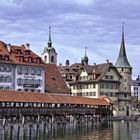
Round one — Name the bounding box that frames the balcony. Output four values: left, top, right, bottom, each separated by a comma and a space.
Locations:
23, 84, 39, 88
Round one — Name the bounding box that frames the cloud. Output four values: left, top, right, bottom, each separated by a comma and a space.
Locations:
0, 0, 140, 77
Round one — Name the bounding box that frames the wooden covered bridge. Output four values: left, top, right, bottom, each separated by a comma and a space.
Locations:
0, 90, 112, 125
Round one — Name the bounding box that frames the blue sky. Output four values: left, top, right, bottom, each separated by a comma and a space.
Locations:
0, 0, 140, 78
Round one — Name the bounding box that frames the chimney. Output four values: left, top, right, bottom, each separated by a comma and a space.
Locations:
7, 43, 11, 52
26, 43, 30, 49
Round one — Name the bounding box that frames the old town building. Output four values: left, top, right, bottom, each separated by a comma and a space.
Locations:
0, 40, 69, 95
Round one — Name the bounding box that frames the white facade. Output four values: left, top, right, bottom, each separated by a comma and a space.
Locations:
70, 65, 121, 103
131, 77, 140, 100
42, 50, 57, 64
15, 65, 45, 93
0, 64, 14, 90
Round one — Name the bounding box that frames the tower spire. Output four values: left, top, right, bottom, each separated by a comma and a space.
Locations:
85, 47, 87, 57
48, 26, 52, 46
81, 47, 89, 65
115, 23, 131, 68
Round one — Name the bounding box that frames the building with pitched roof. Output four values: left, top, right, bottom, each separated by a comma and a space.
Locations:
69, 62, 122, 107
0, 41, 45, 93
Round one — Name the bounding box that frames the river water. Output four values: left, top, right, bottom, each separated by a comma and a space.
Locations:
0, 121, 140, 140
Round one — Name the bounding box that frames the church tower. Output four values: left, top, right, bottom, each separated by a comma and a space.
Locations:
42, 27, 57, 64
115, 23, 132, 108
81, 47, 89, 65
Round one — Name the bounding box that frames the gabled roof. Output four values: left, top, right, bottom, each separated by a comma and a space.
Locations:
70, 63, 122, 84
0, 90, 111, 106
45, 64, 70, 94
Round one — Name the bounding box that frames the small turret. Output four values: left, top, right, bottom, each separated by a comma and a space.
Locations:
81, 47, 89, 65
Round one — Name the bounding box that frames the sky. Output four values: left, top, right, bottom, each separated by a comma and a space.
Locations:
0, 0, 140, 78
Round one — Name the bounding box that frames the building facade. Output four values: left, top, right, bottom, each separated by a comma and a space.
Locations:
0, 41, 45, 93
69, 62, 122, 106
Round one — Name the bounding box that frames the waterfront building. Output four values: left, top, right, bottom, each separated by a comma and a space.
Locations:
0, 41, 45, 93
131, 76, 139, 108
69, 62, 122, 106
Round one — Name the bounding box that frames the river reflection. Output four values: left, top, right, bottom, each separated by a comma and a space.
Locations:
0, 121, 140, 140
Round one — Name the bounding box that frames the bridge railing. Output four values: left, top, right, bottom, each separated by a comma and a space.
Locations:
0, 107, 112, 117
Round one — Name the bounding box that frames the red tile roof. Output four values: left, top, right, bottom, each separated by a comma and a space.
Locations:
0, 41, 45, 67
0, 90, 111, 106
45, 64, 70, 94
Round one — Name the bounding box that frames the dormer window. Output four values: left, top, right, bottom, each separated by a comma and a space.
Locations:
28, 57, 33, 63
25, 50, 30, 55
4, 55, 9, 61
0, 55, 2, 61
36, 58, 41, 63
19, 56, 24, 62
17, 50, 21, 54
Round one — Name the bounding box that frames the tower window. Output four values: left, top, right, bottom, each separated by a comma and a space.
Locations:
51, 56, 54, 63
44, 56, 47, 62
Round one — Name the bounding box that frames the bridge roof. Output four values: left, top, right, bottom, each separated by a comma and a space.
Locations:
0, 90, 111, 106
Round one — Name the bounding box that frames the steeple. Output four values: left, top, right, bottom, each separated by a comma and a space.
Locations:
48, 26, 52, 47
115, 23, 131, 68
42, 26, 57, 64
81, 47, 89, 65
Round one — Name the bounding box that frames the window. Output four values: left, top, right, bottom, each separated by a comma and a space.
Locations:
105, 75, 108, 79
37, 69, 41, 75
5, 56, 9, 61
25, 50, 30, 55
6, 66, 11, 72
25, 68, 28, 75
0, 76, 4, 82
125, 87, 127, 90
17, 78, 22, 85
19, 56, 24, 62
51, 56, 54, 63
0, 55, 2, 61
28, 57, 33, 63
31, 68, 35, 75
110, 75, 114, 80
6, 76, 12, 83
36, 58, 41, 63
44, 56, 47, 62
93, 92, 96, 96
17, 50, 21, 54
17, 67, 22, 74
24, 79, 28, 85
0, 65, 4, 72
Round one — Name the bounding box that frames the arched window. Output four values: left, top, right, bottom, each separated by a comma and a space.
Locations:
51, 56, 54, 63
44, 56, 47, 62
